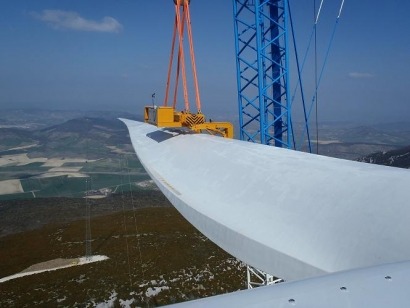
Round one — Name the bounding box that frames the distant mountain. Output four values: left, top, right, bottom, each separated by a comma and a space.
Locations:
309, 122, 410, 159
0, 128, 37, 151
39, 117, 130, 145
314, 124, 410, 146
358, 146, 410, 169
318, 142, 398, 161
0, 117, 136, 159
0, 109, 142, 130
2, 109, 410, 161
32, 117, 133, 159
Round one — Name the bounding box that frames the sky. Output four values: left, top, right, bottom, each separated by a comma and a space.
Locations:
0, 0, 409, 124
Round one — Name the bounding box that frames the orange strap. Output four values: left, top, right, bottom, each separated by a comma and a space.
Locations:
185, 2, 201, 112
164, 1, 202, 113
164, 16, 178, 107
176, 4, 190, 111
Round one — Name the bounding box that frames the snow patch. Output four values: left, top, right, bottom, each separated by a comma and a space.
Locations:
95, 290, 117, 308
57, 296, 67, 303
136, 180, 156, 188
119, 298, 135, 307
145, 286, 170, 297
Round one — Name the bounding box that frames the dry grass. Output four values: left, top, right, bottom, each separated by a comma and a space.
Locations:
0, 199, 246, 307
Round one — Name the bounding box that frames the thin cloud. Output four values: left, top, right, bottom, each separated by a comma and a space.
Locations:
31, 10, 123, 33
348, 72, 375, 79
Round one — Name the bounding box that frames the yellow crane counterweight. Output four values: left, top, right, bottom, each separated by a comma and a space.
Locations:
144, 106, 233, 138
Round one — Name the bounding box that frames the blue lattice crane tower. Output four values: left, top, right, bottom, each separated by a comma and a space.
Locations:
233, 0, 291, 148
233, 0, 291, 288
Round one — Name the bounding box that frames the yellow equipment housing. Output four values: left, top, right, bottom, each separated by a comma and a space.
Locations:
144, 106, 234, 139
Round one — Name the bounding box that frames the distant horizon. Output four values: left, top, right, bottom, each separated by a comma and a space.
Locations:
1, 1, 409, 126
2, 107, 410, 128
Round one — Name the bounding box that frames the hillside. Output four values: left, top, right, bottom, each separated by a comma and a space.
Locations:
358, 145, 410, 169
313, 122, 410, 160
34, 117, 133, 159
0, 109, 142, 130
2, 110, 410, 200
1, 111, 409, 305
0, 128, 38, 152
0, 193, 246, 306
1, 117, 134, 158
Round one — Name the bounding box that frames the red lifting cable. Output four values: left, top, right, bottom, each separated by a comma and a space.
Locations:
164, 15, 177, 107
164, 0, 202, 113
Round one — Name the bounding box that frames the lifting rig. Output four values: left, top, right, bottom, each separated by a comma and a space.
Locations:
144, 0, 234, 138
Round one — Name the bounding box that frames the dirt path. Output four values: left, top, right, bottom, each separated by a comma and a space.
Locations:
0, 255, 108, 283
20, 258, 79, 273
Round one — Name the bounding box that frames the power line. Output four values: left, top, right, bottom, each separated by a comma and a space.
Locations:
118, 158, 133, 287
126, 155, 145, 282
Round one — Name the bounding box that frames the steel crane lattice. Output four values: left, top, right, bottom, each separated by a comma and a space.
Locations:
233, 0, 291, 148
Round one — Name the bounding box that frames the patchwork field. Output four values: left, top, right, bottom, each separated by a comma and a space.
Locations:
0, 155, 148, 200
0, 116, 146, 199
0, 153, 47, 167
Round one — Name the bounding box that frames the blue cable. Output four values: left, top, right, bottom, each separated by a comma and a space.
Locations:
288, 0, 312, 152
296, 15, 342, 149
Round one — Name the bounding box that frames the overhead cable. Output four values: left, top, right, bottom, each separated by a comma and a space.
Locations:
315, 0, 325, 24
296, 0, 346, 150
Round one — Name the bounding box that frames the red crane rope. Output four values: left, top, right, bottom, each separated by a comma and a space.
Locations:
164, 0, 202, 113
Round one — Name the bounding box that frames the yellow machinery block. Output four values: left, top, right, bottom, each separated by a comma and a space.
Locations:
144, 106, 233, 138
144, 106, 182, 128
191, 122, 234, 139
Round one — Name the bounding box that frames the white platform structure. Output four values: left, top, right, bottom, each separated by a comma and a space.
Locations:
122, 119, 410, 306
167, 261, 410, 307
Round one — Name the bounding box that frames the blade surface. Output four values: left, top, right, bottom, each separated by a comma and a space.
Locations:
168, 261, 410, 307
122, 119, 410, 281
